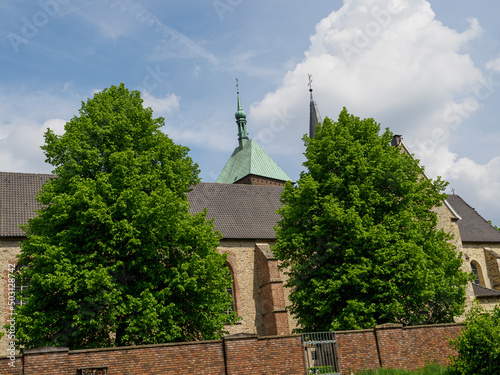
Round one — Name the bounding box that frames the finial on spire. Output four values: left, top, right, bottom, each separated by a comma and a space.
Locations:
308, 73, 313, 92
235, 78, 248, 148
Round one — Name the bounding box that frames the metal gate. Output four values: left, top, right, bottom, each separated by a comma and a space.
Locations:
302, 332, 341, 375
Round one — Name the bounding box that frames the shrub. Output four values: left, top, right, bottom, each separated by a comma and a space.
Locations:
448, 305, 500, 375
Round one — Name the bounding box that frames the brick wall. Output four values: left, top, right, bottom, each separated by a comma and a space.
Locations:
224, 335, 304, 375
336, 323, 463, 372
0, 323, 464, 374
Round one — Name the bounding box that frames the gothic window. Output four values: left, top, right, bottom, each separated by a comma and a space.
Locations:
13, 264, 29, 309
226, 263, 236, 314
470, 261, 483, 286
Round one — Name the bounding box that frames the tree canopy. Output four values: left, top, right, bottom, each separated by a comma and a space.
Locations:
273, 108, 470, 332
16, 84, 237, 350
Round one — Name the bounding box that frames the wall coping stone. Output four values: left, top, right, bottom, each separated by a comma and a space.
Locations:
24, 346, 69, 355
335, 322, 464, 335
335, 328, 376, 334
402, 322, 464, 330
257, 334, 300, 340
375, 323, 403, 329
69, 339, 223, 354
224, 333, 258, 341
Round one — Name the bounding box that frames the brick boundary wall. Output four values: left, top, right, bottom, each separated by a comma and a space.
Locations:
336, 323, 464, 373
0, 324, 463, 374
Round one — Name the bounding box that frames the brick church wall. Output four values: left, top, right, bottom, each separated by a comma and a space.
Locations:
0, 239, 22, 356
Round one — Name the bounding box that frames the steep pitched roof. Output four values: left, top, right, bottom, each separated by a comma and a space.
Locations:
188, 183, 282, 239
0, 172, 53, 237
0, 173, 283, 240
215, 140, 291, 184
447, 195, 500, 243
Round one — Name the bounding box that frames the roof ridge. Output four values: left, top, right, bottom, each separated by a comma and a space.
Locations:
0, 171, 54, 177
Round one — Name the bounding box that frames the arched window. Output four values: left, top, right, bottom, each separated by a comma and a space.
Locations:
470, 261, 484, 286
226, 263, 236, 314
12, 264, 28, 309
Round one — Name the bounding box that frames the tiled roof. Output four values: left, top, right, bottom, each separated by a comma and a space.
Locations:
447, 195, 500, 243
188, 183, 283, 239
472, 283, 500, 298
0, 172, 53, 237
216, 140, 291, 184
0, 173, 283, 240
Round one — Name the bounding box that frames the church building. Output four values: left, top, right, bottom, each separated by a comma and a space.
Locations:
1, 83, 500, 353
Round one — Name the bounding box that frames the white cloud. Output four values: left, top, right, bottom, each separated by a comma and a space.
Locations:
0, 88, 79, 173
486, 56, 500, 72
43, 118, 67, 136
249, 0, 500, 222
141, 92, 180, 115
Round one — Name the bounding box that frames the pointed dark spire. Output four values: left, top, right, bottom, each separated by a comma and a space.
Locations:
235, 78, 249, 149
308, 74, 322, 138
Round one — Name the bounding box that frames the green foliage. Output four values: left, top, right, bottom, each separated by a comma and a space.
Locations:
447, 305, 500, 375
274, 108, 469, 332
15, 84, 237, 350
358, 363, 450, 375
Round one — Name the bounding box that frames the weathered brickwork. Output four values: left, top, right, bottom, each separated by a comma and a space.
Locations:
218, 239, 266, 336
336, 329, 381, 371
256, 243, 290, 335
0, 324, 464, 374
68, 341, 225, 375
224, 335, 303, 375
234, 174, 286, 187
0, 356, 22, 375
336, 323, 463, 372
0, 239, 22, 356
374, 324, 462, 371
219, 240, 297, 337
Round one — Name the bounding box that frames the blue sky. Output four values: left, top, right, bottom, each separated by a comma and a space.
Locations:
1, 0, 500, 226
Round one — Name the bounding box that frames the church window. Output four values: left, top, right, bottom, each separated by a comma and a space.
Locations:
226, 263, 236, 314
12, 264, 29, 309
470, 261, 484, 286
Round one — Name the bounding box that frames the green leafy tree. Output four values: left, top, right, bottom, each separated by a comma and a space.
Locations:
16, 84, 237, 350
448, 305, 500, 375
274, 108, 470, 331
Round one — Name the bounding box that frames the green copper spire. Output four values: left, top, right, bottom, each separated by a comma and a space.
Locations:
235, 78, 249, 148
